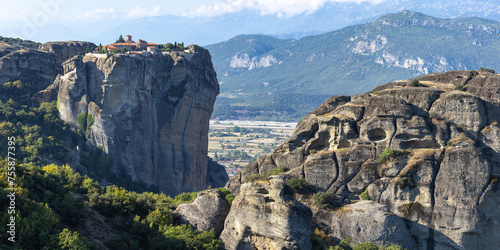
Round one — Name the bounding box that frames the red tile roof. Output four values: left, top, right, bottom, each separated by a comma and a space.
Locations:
109, 42, 136, 46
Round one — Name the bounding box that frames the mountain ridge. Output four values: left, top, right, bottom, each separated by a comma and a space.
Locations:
207, 11, 500, 121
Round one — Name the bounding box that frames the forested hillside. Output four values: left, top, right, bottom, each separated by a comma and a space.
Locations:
0, 80, 226, 249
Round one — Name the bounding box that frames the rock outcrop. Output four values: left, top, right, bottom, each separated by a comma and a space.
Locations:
174, 189, 230, 236
313, 201, 417, 249
220, 176, 312, 249
39, 41, 95, 66
54, 45, 228, 195
226, 70, 500, 249
0, 41, 94, 91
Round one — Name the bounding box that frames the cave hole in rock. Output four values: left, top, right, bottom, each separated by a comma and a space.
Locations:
264, 197, 275, 203
338, 139, 351, 149
257, 188, 269, 194
346, 131, 358, 140
367, 128, 387, 141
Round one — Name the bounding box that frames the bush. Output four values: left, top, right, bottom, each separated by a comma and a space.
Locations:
310, 228, 333, 249
410, 80, 419, 87
479, 67, 495, 74
173, 191, 199, 205
309, 149, 318, 155
313, 191, 337, 209
244, 173, 269, 183
57, 228, 90, 250
454, 84, 464, 91
217, 188, 235, 205
353, 242, 378, 250
360, 188, 370, 200
378, 147, 406, 166
286, 178, 311, 194
268, 166, 288, 176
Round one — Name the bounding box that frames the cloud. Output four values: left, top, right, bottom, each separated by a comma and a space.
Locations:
127, 5, 162, 19
0, 9, 30, 21
76, 8, 115, 20
186, 0, 387, 17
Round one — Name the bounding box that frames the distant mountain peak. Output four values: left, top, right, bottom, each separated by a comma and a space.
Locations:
373, 10, 441, 27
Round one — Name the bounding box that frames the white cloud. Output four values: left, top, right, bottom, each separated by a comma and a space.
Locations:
76, 8, 115, 20
186, 0, 387, 17
127, 5, 162, 19
0, 9, 31, 21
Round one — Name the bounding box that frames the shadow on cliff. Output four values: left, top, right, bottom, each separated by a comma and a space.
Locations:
404, 220, 462, 250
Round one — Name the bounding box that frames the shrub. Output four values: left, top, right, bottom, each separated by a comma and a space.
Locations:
286, 178, 311, 194
454, 84, 464, 91
173, 191, 198, 205
353, 242, 378, 250
268, 166, 288, 176
58, 228, 90, 250
77, 113, 88, 132
217, 188, 235, 205
360, 188, 370, 200
410, 80, 419, 87
313, 191, 337, 209
310, 228, 333, 249
378, 147, 406, 166
244, 173, 269, 183
309, 149, 318, 155
479, 67, 495, 74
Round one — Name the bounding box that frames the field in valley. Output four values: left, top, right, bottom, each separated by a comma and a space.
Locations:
208, 120, 297, 178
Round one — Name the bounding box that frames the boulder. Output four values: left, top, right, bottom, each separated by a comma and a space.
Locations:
220, 176, 312, 250
174, 189, 230, 236
428, 91, 487, 134
313, 201, 417, 249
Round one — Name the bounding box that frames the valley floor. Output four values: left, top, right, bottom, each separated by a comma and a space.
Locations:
208, 120, 297, 177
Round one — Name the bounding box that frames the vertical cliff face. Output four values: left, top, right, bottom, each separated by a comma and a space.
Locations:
55, 45, 228, 195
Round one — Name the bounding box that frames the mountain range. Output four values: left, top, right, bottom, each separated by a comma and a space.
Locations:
206, 10, 500, 121
8, 0, 500, 46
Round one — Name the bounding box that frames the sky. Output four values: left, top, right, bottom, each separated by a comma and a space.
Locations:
0, 0, 386, 38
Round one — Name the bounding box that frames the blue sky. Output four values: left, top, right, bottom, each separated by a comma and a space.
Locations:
0, 0, 387, 41
1, 0, 386, 24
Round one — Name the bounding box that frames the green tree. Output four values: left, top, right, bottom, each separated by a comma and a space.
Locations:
58, 228, 90, 250
116, 34, 125, 43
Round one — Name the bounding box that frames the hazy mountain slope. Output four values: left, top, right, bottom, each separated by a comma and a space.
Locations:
89, 0, 500, 46
206, 11, 500, 121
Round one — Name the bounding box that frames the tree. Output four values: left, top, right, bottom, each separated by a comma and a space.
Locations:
116, 35, 125, 43
58, 228, 90, 249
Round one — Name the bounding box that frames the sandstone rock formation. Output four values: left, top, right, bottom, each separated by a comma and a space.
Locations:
226, 70, 500, 249
53, 45, 228, 195
174, 189, 230, 236
39, 41, 95, 66
0, 41, 94, 91
220, 176, 312, 249
313, 201, 417, 249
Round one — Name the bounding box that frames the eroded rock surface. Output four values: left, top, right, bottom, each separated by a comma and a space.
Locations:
0, 41, 94, 91
174, 189, 230, 236
220, 176, 312, 250
227, 70, 500, 249
313, 201, 417, 249
54, 45, 228, 195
